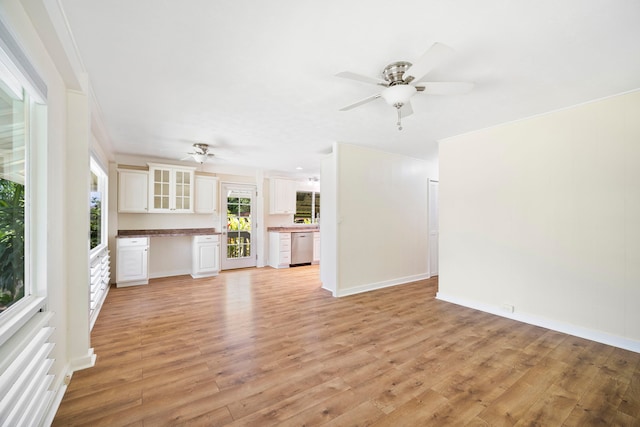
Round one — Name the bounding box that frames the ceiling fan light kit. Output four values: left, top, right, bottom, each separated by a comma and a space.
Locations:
337, 42, 473, 131
381, 84, 417, 106
184, 143, 215, 164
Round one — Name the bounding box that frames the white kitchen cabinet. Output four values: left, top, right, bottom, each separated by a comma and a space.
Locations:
116, 237, 149, 287
270, 178, 297, 214
118, 169, 148, 213
148, 163, 196, 213
269, 232, 291, 268
191, 235, 220, 278
194, 175, 219, 214
312, 232, 320, 264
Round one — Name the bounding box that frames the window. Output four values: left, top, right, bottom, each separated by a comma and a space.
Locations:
226, 193, 252, 258
0, 78, 27, 314
294, 191, 320, 224
90, 158, 107, 252
0, 22, 47, 318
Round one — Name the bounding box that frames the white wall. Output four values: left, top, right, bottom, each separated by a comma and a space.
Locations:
320, 152, 337, 293
65, 88, 92, 368
322, 143, 435, 296
0, 0, 106, 419
438, 90, 640, 352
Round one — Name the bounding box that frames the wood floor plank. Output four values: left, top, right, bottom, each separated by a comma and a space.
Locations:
619, 371, 640, 419
513, 383, 578, 426
320, 400, 385, 427
52, 266, 640, 426
369, 389, 449, 426
227, 377, 349, 426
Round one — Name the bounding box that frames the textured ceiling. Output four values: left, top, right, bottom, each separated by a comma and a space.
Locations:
60, 0, 640, 176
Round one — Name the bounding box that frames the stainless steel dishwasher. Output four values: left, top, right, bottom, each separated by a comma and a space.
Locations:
290, 232, 313, 265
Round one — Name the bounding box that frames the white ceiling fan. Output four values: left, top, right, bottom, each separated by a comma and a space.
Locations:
182, 143, 215, 164
336, 42, 474, 130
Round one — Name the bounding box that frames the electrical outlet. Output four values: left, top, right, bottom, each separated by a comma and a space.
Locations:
501, 304, 514, 313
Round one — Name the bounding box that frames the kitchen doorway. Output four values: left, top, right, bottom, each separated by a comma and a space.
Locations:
221, 183, 257, 270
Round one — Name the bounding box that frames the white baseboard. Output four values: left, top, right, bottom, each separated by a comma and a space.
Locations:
335, 273, 430, 297
436, 292, 640, 354
44, 350, 97, 424
149, 269, 191, 279
43, 363, 73, 427
69, 347, 97, 371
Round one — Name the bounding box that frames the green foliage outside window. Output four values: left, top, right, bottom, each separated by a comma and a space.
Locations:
90, 193, 101, 250
227, 197, 251, 258
0, 178, 25, 313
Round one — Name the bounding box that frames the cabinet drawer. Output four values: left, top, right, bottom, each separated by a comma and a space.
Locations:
279, 239, 291, 251
117, 237, 149, 247
193, 234, 220, 243
280, 251, 291, 263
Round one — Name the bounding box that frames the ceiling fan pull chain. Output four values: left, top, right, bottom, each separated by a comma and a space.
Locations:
396, 105, 403, 131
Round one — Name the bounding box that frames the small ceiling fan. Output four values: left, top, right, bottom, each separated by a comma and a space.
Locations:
336, 42, 474, 130
182, 143, 215, 164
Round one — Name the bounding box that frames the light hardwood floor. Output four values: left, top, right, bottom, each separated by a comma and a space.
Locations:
54, 265, 640, 426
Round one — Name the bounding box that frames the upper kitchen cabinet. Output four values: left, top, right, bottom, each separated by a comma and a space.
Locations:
270, 178, 297, 214
148, 163, 196, 213
118, 169, 149, 213
194, 175, 219, 214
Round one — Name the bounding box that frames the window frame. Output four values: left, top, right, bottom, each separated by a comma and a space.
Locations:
294, 190, 320, 224
0, 32, 47, 345
89, 156, 108, 256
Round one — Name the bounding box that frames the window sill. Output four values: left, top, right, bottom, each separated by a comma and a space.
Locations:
0, 295, 47, 347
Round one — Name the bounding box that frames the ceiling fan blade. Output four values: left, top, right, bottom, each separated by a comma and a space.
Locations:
404, 42, 455, 83
181, 155, 193, 161
339, 93, 382, 111
336, 71, 388, 87
415, 81, 474, 95
400, 101, 414, 118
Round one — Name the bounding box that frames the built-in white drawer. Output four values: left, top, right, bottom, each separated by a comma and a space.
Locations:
280, 239, 291, 251
117, 237, 149, 247
193, 234, 220, 243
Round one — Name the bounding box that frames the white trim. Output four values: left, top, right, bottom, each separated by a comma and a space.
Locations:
68, 348, 96, 372
42, 362, 72, 427
436, 292, 640, 354
149, 269, 191, 279
89, 242, 108, 260
0, 296, 46, 347
335, 273, 430, 298
0, 17, 47, 102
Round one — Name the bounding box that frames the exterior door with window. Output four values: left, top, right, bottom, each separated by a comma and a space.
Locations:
221, 183, 256, 270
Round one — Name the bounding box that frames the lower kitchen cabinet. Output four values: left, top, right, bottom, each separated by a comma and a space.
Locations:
116, 237, 149, 287
192, 234, 220, 278
269, 232, 291, 268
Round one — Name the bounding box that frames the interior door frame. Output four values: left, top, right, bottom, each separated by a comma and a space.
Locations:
220, 182, 257, 270
428, 179, 439, 277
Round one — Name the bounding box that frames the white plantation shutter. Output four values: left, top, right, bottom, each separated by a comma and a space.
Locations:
0, 311, 55, 426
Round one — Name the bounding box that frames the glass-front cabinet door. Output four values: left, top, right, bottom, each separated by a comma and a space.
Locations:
173, 169, 191, 211
148, 163, 195, 213
152, 167, 171, 210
